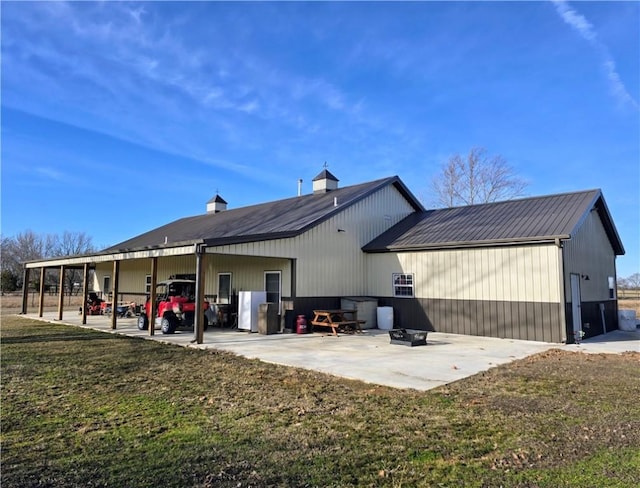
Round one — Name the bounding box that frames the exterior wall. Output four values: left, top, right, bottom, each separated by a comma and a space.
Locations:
562, 211, 619, 338
203, 254, 291, 300
207, 184, 416, 297
94, 255, 291, 301
366, 244, 566, 342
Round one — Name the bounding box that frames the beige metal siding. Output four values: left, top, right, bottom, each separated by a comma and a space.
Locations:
563, 211, 616, 303
207, 184, 416, 297
367, 244, 562, 303
203, 254, 291, 298
94, 255, 290, 298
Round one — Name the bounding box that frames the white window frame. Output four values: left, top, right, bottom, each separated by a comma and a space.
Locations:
392, 273, 414, 298
217, 273, 232, 304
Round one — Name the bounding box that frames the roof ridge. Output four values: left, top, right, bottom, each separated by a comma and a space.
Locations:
429, 188, 601, 211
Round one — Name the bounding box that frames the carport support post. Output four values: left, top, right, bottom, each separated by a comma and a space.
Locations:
38, 267, 45, 317
111, 261, 120, 330
81, 263, 90, 325
194, 244, 206, 344
57, 265, 65, 320
148, 257, 157, 336
20, 267, 30, 314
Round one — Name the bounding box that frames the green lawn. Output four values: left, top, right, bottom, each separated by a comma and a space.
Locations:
2, 316, 639, 487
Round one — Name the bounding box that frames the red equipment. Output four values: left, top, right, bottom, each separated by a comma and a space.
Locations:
296, 315, 308, 334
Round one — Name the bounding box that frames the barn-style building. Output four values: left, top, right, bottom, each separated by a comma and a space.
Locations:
22, 170, 624, 344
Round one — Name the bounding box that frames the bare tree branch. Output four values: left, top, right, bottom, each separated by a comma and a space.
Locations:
431, 147, 528, 207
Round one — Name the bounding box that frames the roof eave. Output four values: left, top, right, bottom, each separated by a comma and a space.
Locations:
363, 235, 570, 253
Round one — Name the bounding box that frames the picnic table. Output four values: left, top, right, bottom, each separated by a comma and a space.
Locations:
311, 309, 365, 336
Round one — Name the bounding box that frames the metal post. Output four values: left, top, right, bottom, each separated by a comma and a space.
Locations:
194, 244, 206, 344
57, 266, 65, 321
111, 261, 120, 330
81, 263, 90, 325
20, 267, 30, 314
149, 257, 157, 336
38, 267, 45, 317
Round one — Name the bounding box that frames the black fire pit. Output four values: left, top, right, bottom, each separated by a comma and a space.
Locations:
388, 328, 427, 347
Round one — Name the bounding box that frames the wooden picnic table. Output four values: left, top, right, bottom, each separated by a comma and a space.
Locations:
311, 309, 365, 336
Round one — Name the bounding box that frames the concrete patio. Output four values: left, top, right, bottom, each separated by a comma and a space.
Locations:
18, 311, 640, 391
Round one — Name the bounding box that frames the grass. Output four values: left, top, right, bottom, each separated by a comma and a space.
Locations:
2, 315, 639, 487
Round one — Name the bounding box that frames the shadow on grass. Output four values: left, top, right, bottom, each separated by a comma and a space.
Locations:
2, 332, 122, 345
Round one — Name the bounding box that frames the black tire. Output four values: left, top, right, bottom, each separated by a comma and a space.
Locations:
161, 315, 177, 334
203, 315, 209, 331
137, 314, 149, 330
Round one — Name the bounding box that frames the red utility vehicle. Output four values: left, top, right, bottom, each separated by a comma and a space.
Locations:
137, 279, 210, 334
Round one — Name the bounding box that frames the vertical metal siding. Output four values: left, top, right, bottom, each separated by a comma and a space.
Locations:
367, 244, 561, 303
563, 211, 617, 303
208, 184, 416, 297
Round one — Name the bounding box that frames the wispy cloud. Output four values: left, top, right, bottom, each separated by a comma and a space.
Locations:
551, 0, 639, 110
34, 166, 65, 182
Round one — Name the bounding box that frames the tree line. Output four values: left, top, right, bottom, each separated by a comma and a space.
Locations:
1, 230, 96, 294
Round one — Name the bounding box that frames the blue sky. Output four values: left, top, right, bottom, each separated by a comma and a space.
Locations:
1, 1, 638, 277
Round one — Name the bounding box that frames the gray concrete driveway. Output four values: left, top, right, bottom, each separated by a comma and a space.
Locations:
21, 312, 640, 391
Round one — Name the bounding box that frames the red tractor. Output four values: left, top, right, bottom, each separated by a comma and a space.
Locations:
137, 279, 210, 334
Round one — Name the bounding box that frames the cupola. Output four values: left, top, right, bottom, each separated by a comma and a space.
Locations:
312, 169, 339, 194
206, 194, 228, 214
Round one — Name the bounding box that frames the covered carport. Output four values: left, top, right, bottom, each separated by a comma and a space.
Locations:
21, 243, 211, 343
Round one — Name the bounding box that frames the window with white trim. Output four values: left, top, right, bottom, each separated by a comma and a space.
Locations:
145, 275, 152, 294
393, 273, 414, 298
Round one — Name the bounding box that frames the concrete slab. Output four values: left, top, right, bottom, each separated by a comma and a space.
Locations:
16, 312, 639, 391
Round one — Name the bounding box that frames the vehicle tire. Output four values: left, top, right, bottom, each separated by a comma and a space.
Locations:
203, 314, 209, 331
161, 315, 177, 334
137, 314, 149, 330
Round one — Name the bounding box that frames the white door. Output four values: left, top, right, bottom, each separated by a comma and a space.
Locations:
570, 273, 582, 341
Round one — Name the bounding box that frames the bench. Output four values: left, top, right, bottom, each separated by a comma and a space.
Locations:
311, 310, 365, 336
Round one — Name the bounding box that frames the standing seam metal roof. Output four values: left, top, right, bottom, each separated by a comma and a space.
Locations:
362, 189, 625, 254
104, 176, 423, 252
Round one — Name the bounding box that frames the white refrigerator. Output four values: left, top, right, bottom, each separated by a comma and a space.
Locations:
238, 291, 267, 332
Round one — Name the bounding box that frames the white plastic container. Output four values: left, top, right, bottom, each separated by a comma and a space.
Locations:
377, 306, 394, 330
618, 309, 638, 331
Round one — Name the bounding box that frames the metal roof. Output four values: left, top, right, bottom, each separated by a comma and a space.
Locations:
104, 176, 423, 252
312, 169, 339, 182
363, 189, 625, 255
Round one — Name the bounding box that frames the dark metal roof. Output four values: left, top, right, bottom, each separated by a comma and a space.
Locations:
363, 189, 625, 255
104, 176, 424, 252
312, 169, 339, 182
207, 194, 227, 204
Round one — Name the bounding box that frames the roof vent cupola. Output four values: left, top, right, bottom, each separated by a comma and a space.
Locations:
207, 194, 228, 214
312, 168, 339, 194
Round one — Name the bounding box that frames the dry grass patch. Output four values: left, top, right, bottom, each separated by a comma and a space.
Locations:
2, 315, 639, 487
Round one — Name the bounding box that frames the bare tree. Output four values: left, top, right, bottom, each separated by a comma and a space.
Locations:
49, 231, 96, 294
431, 147, 528, 207
627, 273, 640, 291
0, 230, 95, 293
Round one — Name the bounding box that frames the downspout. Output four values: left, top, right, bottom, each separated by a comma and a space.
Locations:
556, 238, 567, 343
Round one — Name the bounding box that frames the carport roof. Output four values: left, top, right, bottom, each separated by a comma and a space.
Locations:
363, 189, 625, 254
103, 176, 423, 252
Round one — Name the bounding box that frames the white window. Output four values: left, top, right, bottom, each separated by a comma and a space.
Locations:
393, 273, 414, 298
218, 273, 232, 304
